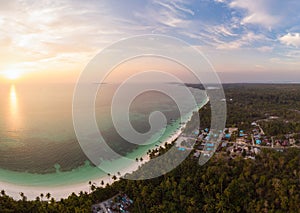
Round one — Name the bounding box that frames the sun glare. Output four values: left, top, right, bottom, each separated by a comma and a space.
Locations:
3, 69, 22, 80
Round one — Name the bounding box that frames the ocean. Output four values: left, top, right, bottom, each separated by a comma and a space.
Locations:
0, 83, 206, 188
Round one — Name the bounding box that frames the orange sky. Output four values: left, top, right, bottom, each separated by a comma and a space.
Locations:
1, 0, 300, 84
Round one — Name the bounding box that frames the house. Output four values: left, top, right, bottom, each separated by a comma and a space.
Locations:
221, 142, 228, 147
236, 138, 246, 144
254, 134, 261, 139
193, 151, 201, 158
282, 140, 289, 146
239, 130, 245, 137
206, 143, 214, 147
245, 156, 255, 160
202, 152, 211, 157
253, 147, 261, 154
228, 127, 238, 133
243, 146, 249, 152
255, 139, 262, 145
289, 138, 296, 145
224, 133, 231, 139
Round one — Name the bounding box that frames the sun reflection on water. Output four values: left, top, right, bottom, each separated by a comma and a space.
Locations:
9, 84, 20, 130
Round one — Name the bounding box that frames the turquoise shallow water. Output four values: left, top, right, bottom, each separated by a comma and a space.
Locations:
0, 83, 206, 187
0, 112, 198, 186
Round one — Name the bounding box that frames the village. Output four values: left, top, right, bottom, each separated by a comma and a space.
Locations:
92, 193, 133, 213
178, 121, 300, 161
91, 120, 300, 213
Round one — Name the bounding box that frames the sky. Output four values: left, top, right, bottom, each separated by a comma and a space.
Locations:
0, 0, 300, 83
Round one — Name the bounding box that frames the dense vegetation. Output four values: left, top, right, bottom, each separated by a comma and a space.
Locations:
1, 148, 299, 212
198, 84, 300, 135
1, 84, 300, 212
225, 84, 300, 133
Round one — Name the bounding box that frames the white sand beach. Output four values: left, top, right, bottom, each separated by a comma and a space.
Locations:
0, 117, 189, 201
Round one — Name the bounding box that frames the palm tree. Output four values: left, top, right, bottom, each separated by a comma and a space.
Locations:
20, 192, 27, 201
101, 180, 104, 186
46, 192, 51, 200
88, 180, 92, 193
108, 173, 111, 184
40, 193, 44, 201
1, 190, 5, 196
91, 184, 96, 192
50, 197, 55, 204
112, 175, 117, 181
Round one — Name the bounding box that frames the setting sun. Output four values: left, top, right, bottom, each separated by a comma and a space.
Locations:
3, 69, 22, 80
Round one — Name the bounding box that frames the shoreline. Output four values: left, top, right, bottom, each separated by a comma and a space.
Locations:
0, 113, 191, 201
0, 92, 207, 201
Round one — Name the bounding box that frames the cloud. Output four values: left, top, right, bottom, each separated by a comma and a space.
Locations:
212, 25, 237, 37
257, 46, 273, 52
133, 0, 194, 29
1, 0, 300, 81
279, 33, 300, 47
217, 32, 266, 49
229, 0, 280, 27
0, 0, 131, 73
171, 2, 194, 16
214, 0, 226, 3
